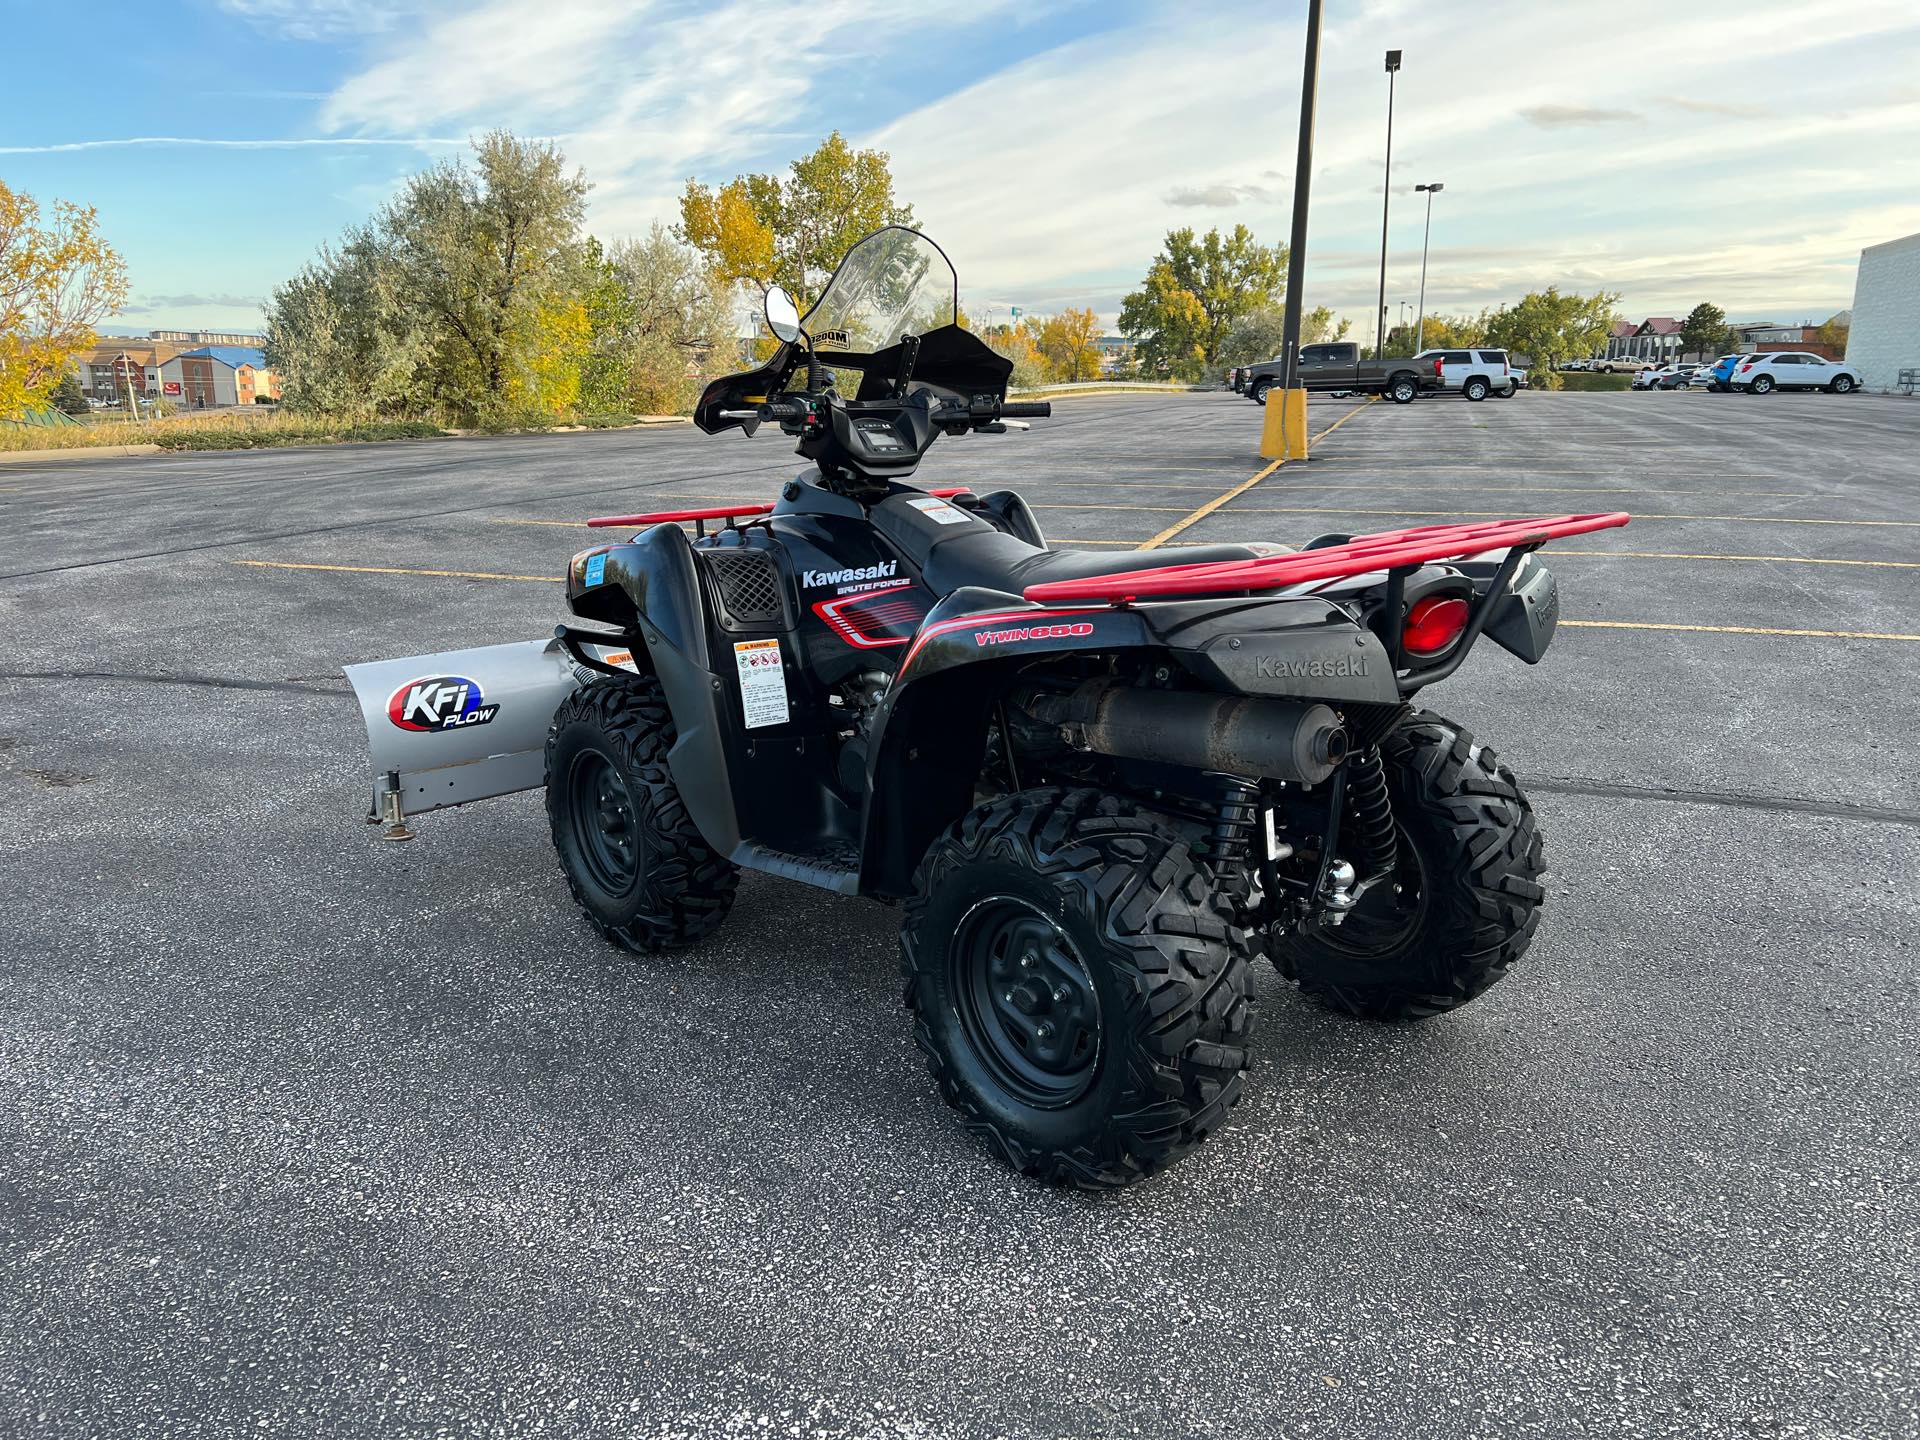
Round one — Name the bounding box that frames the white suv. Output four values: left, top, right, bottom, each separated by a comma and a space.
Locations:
1414, 348, 1514, 401
1729, 352, 1860, 395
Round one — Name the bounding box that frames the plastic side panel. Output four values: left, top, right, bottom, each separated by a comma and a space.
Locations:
344, 637, 586, 817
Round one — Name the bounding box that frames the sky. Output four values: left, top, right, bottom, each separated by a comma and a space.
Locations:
4, 0, 1917, 338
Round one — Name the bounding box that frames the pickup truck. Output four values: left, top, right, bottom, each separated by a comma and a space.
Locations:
1239, 341, 1433, 406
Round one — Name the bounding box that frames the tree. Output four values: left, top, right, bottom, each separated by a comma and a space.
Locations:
266, 228, 433, 417
50, 371, 89, 415
1816, 312, 1850, 354
589, 226, 739, 415
678, 132, 914, 309
981, 321, 1048, 390
1119, 226, 1286, 380
1482, 289, 1620, 389
1220, 304, 1349, 366
1680, 302, 1732, 360
1035, 307, 1103, 382
379, 131, 592, 419
0, 180, 127, 420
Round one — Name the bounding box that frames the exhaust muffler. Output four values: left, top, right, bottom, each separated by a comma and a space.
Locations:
1019, 681, 1348, 785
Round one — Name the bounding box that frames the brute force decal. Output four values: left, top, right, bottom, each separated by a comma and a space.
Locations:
386, 675, 500, 732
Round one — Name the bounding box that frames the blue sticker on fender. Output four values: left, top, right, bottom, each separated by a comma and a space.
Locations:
584, 553, 607, 587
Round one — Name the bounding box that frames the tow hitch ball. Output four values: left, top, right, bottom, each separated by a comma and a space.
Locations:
1320, 859, 1358, 925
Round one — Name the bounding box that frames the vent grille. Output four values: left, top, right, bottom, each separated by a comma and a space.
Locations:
703, 548, 783, 624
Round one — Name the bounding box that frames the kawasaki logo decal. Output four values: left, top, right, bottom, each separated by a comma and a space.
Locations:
804, 561, 897, 589
1253, 654, 1370, 679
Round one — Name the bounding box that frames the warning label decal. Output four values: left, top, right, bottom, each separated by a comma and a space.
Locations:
732, 638, 788, 729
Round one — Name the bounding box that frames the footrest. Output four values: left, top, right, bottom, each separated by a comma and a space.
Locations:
733, 840, 861, 895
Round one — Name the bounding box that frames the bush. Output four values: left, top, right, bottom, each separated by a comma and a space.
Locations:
1555, 372, 1633, 392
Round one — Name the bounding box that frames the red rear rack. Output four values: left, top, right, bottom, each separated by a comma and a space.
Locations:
1022, 512, 1631, 604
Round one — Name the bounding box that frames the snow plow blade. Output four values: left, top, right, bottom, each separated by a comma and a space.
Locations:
344, 635, 633, 833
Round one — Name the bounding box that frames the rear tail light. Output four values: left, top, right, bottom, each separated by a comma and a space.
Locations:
1433, 358, 1443, 377
1402, 596, 1471, 658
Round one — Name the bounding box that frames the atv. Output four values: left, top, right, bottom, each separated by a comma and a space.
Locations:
347, 226, 1629, 1189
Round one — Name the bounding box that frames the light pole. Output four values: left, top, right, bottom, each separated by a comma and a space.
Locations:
1414, 181, 1443, 352
1261, 0, 1322, 463
1375, 48, 1401, 359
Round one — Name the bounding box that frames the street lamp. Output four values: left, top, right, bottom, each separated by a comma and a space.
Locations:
1414, 181, 1443, 352
1375, 48, 1401, 359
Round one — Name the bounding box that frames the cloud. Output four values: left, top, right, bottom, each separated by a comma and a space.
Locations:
1518, 104, 1643, 129
1164, 183, 1281, 208
213, 0, 425, 40
124, 293, 266, 310
1659, 97, 1767, 119
0, 136, 467, 155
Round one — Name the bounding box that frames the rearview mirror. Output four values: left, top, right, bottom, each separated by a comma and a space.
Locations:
764, 286, 802, 344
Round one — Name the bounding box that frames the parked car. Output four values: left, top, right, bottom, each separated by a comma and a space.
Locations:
1240, 341, 1437, 406
1504, 364, 1529, 396
1659, 364, 1700, 390
1412, 347, 1512, 401
1594, 357, 1650, 374
1558, 358, 1590, 372
1693, 355, 1742, 391
1227, 367, 1245, 393
1728, 352, 1861, 395
1633, 364, 1678, 389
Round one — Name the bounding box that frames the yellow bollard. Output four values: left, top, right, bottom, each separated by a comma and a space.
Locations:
1258, 386, 1310, 462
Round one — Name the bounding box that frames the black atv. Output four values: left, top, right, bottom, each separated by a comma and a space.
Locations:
347, 226, 1629, 1188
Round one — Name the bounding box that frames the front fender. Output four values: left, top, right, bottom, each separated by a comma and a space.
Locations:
566, 521, 742, 854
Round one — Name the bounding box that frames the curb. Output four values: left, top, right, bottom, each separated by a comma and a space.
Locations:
0, 444, 162, 465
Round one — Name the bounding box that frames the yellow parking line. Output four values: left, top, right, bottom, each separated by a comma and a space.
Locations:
235, 559, 557, 582
1134, 404, 1377, 551
1134, 460, 1282, 549
1544, 549, 1919, 570
1563, 619, 1920, 642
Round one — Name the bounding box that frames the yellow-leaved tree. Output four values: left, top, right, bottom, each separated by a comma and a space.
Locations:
1036, 308, 1104, 383
0, 180, 128, 420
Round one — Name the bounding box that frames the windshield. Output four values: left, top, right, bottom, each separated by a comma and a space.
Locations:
802, 227, 957, 354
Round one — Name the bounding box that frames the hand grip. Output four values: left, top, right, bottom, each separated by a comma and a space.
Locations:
999, 402, 1051, 418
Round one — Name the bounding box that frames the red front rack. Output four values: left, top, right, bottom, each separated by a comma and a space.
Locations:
1022, 512, 1632, 604
588, 502, 775, 528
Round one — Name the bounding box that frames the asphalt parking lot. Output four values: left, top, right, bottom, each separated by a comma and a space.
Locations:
2, 388, 1916, 1439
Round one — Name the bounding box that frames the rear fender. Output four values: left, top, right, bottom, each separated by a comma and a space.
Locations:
857, 590, 1392, 894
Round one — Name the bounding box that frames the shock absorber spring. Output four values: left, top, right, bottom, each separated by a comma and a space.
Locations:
1344, 745, 1398, 880
1206, 776, 1262, 867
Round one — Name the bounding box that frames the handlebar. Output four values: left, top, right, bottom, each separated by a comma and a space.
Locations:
1000, 402, 1052, 418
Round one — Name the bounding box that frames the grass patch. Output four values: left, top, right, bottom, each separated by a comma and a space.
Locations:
154, 420, 447, 450
0, 409, 444, 452
1553, 372, 1634, 392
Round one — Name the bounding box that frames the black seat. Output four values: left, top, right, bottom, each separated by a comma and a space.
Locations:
870, 492, 1265, 598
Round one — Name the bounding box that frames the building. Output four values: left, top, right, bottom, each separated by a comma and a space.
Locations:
148, 329, 268, 348
157, 346, 282, 408
1846, 232, 1920, 393
74, 336, 183, 400
1602, 317, 1685, 364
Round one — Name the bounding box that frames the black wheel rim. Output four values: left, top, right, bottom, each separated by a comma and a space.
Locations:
951, 897, 1102, 1108
569, 750, 640, 896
